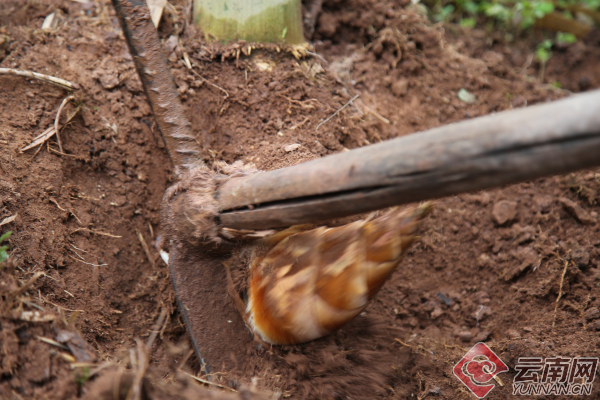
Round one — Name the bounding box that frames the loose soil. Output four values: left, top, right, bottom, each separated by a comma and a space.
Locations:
1, 0, 600, 399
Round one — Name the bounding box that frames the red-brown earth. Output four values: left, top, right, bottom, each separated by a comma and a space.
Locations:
1, 0, 599, 398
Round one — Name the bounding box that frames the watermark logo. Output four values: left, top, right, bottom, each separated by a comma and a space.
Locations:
453, 342, 509, 398
513, 357, 598, 395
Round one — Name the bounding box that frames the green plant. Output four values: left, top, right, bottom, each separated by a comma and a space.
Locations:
433, 3, 456, 21
515, 1, 555, 28
425, 0, 599, 32
535, 38, 553, 80
460, 16, 478, 26
535, 38, 553, 62
75, 367, 90, 386
0, 231, 12, 264
422, 0, 599, 81
555, 30, 577, 43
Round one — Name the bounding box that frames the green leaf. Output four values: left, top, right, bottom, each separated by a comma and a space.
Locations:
463, 1, 479, 15
540, 39, 553, 50
0, 231, 12, 243
0, 246, 8, 263
556, 31, 577, 44
76, 367, 90, 385
442, 4, 455, 16
521, 15, 536, 29
535, 48, 548, 62
535, 40, 552, 63
514, 1, 525, 12
460, 17, 477, 27
583, 0, 600, 8
433, 4, 455, 22
532, 1, 554, 18
484, 3, 511, 21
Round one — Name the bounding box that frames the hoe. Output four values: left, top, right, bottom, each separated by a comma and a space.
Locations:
112, 0, 600, 374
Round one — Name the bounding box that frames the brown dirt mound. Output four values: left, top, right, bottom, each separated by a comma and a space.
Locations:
1, 0, 599, 398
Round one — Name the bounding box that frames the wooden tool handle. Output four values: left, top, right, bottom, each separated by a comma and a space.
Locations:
217, 90, 600, 229
112, 0, 201, 170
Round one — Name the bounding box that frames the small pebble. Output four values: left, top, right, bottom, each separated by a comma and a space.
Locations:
436, 292, 453, 306
431, 305, 444, 319
506, 329, 520, 339
458, 88, 476, 104
477, 253, 492, 268
429, 386, 442, 395
391, 79, 408, 97
572, 248, 590, 269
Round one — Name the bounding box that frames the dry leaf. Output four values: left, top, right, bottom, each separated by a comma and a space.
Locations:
534, 12, 591, 39
0, 213, 17, 227
56, 330, 96, 362
147, 0, 167, 28
41, 13, 58, 30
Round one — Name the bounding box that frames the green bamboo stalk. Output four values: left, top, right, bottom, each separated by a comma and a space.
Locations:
194, 0, 304, 44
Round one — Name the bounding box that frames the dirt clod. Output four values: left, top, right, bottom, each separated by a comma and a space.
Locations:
390, 78, 408, 97
560, 196, 596, 224
492, 200, 518, 226
533, 194, 554, 213
584, 307, 600, 321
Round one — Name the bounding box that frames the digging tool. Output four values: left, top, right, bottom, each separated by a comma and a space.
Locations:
112, 0, 600, 375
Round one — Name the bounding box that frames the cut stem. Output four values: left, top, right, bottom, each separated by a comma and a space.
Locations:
194, 0, 304, 43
